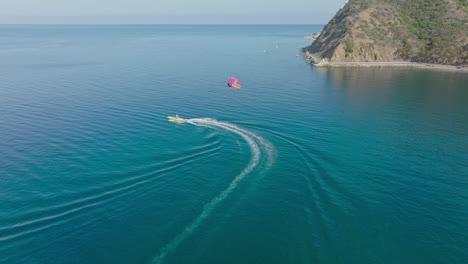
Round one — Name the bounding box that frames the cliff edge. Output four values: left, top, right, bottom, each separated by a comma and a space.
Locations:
304, 0, 467, 66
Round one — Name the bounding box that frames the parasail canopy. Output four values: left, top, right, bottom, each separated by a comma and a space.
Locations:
227, 77, 241, 89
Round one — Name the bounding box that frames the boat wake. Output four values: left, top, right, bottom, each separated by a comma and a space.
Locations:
152, 118, 274, 264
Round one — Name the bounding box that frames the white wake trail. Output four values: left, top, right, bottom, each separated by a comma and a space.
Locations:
152, 118, 272, 264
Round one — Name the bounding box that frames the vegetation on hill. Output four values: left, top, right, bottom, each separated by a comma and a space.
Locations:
304, 0, 467, 65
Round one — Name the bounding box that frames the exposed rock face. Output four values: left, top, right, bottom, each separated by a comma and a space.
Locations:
304, 0, 468, 65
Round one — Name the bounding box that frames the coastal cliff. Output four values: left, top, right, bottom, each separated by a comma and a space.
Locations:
304, 0, 468, 66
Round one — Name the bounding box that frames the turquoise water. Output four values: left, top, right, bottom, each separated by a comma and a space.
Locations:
0, 25, 467, 264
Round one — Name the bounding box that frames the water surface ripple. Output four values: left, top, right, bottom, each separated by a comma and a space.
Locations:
0, 25, 467, 264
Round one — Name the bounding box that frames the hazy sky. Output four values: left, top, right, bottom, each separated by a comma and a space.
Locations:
0, 0, 348, 24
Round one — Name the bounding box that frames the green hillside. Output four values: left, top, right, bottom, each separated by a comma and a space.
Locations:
304, 0, 467, 65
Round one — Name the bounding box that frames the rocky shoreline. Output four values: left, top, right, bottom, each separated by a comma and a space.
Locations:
303, 51, 467, 72
304, 33, 320, 40
302, 0, 467, 70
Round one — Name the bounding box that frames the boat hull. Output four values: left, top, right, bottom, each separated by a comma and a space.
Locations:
167, 116, 185, 123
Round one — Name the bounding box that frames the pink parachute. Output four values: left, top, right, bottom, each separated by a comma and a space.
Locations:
227, 77, 241, 89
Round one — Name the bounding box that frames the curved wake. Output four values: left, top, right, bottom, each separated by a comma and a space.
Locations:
152, 118, 274, 264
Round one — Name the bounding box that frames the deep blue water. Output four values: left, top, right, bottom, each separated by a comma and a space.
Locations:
0, 25, 467, 264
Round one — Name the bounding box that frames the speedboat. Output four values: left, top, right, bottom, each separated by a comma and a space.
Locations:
167, 114, 185, 123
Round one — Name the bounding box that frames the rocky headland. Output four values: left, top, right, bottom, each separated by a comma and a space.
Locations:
303, 0, 467, 70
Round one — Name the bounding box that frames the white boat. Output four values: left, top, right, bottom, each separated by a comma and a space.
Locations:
167, 114, 185, 123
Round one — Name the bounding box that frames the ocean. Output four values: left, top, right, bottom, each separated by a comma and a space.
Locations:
0, 25, 467, 264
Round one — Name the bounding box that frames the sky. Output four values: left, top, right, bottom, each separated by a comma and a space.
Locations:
0, 0, 348, 24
